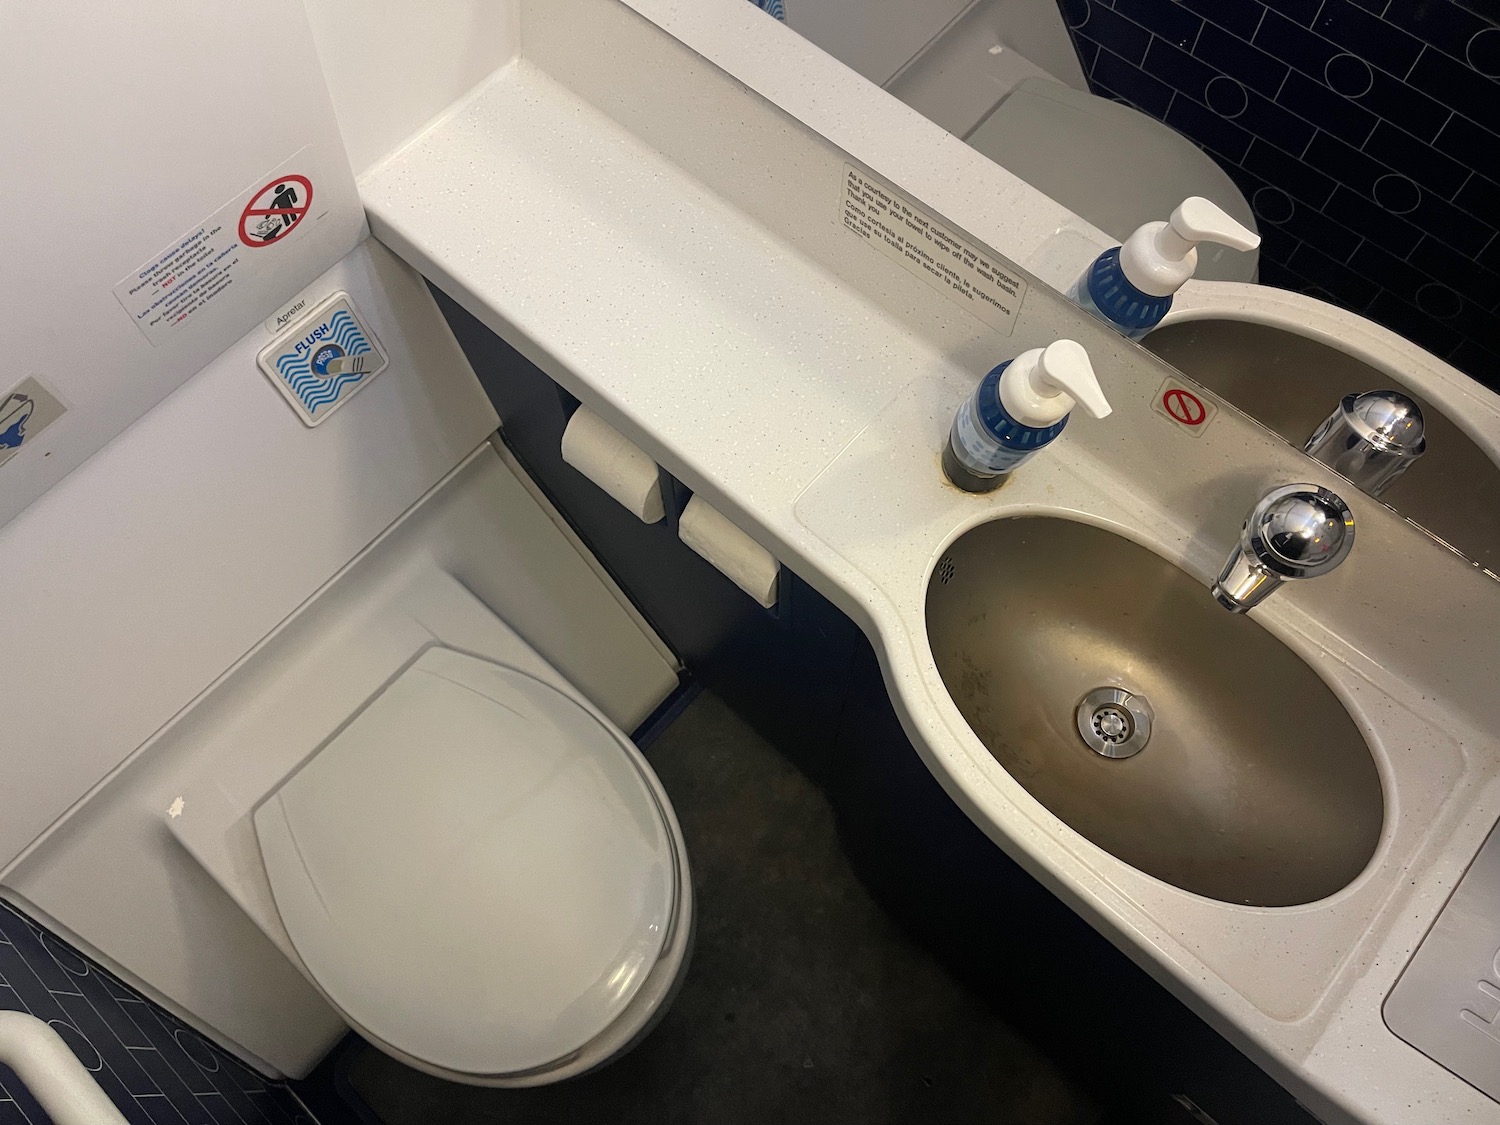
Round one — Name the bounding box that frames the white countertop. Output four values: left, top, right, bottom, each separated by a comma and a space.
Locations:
360, 2, 1500, 1121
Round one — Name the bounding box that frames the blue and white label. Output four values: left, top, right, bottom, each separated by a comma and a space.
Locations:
257, 292, 387, 427
0, 375, 66, 470
951, 396, 1041, 477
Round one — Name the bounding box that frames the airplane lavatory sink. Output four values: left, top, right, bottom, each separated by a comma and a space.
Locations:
925, 516, 1384, 908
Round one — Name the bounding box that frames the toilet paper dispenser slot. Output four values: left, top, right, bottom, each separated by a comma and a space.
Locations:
678, 495, 780, 610
559, 404, 780, 609
561, 406, 666, 524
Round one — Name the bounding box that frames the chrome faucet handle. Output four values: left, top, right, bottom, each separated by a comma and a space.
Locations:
1305, 390, 1425, 498
1212, 484, 1355, 613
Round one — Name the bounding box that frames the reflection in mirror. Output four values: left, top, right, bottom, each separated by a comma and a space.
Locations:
1145, 319, 1500, 577
1304, 390, 1426, 498
778, 0, 1500, 392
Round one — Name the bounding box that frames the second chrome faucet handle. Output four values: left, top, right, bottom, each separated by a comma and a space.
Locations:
1305, 390, 1426, 498
1213, 484, 1356, 613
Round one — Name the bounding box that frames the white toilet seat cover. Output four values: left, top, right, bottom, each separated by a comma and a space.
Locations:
254, 646, 677, 1077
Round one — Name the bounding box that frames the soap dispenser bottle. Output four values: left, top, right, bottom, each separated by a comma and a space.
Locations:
1067, 197, 1260, 340
943, 339, 1111, 493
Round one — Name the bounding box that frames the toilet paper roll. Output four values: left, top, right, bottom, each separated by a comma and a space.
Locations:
561, 406, 665, 523
678, 496, 780, 609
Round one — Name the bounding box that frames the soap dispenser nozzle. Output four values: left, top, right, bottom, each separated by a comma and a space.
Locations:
1121, 197, 1261, 298
1069, 197, 1262, 339
1152, 197, 1261, 264
1018, 339, 1112, 423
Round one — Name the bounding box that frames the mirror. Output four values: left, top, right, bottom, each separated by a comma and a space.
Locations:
772, 0, 1500, 395
1145, 318, 1500, 576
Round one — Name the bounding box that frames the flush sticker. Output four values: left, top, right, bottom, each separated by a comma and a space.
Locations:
257, 293, 388, 427
1151, 376, 1218, 436
0, 376, 67, 470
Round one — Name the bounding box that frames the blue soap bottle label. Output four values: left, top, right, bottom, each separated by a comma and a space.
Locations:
948, 360, 1068, 479
1067, 247, 1172, 341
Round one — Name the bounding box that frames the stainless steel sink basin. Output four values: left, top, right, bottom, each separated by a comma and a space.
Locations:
926, 516, 1384, 907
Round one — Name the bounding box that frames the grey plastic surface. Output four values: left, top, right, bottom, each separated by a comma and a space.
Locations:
1385, 817, 1500, 1103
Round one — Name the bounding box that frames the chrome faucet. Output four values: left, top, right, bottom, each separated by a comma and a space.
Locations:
1304, 390, 1425, 498
1212, 484, 1355, 613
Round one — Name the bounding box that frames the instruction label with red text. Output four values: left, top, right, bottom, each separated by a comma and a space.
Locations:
840, 164, 1026, 334
113, 151, 321, 346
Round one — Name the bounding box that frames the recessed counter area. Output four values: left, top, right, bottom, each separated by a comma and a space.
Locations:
356, 2, 1500, 1123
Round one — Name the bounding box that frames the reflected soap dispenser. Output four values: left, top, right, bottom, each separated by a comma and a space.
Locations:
943, 339, 1111, 493
1067, 197, 1260, 340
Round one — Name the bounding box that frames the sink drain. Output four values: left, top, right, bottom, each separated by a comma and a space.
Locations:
1076, 688, 1154, 759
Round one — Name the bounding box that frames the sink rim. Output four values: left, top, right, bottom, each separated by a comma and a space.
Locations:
918, 507, 1399, 912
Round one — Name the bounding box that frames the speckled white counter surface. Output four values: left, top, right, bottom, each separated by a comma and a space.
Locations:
360, 2, 1500, 1122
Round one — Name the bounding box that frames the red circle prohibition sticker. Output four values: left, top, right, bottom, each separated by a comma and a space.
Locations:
1162, 386, 1207, 426
238, 174, 313, 248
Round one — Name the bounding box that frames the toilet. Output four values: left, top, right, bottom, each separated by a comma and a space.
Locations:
167, 558, 693, 1087
254, 646, 692, 1084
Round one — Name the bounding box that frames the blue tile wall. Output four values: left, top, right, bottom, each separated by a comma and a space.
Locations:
1057, 0, 1500, 391
0, 901, 316, 1125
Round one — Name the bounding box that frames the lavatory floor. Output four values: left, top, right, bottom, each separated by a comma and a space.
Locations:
341, 689, 1100, 1125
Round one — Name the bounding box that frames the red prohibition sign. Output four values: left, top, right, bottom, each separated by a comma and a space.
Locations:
1162, 387, 1207, 426
238, 174, 313, 248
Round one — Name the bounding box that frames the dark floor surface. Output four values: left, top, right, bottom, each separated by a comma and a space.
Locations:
344, 690, 1101, 1125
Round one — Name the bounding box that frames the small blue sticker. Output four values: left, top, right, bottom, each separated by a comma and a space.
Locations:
0, 376, 66, 470
257, 293, 388, 427
0, 394, 33, 450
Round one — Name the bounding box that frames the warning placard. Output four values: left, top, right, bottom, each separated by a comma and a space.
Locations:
839, 164, 1027, 334
239, 175, 313, 248
114, 156, 317, 346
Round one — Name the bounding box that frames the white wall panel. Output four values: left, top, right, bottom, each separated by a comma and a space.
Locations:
303, 0, 521, 177
0, 0, 366, 529
0, 241, 498, 873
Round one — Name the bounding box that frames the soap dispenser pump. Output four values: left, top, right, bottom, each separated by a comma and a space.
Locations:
943, 339, 1111, 493
1067, 197, 1260, 340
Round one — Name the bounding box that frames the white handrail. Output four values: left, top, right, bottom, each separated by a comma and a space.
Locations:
0, 1011, 129, 1125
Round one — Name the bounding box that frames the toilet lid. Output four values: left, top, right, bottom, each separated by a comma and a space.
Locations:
253, 646, 677, 1077
967, 79, 1259, 283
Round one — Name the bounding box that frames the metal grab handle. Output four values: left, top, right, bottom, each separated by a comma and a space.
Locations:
0, 1011, 130, 1125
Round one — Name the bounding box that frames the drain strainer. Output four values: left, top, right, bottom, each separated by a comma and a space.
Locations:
1076, 687, 1154, 759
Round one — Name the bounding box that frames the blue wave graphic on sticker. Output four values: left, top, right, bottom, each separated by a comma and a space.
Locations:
273, 309, 376, 415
